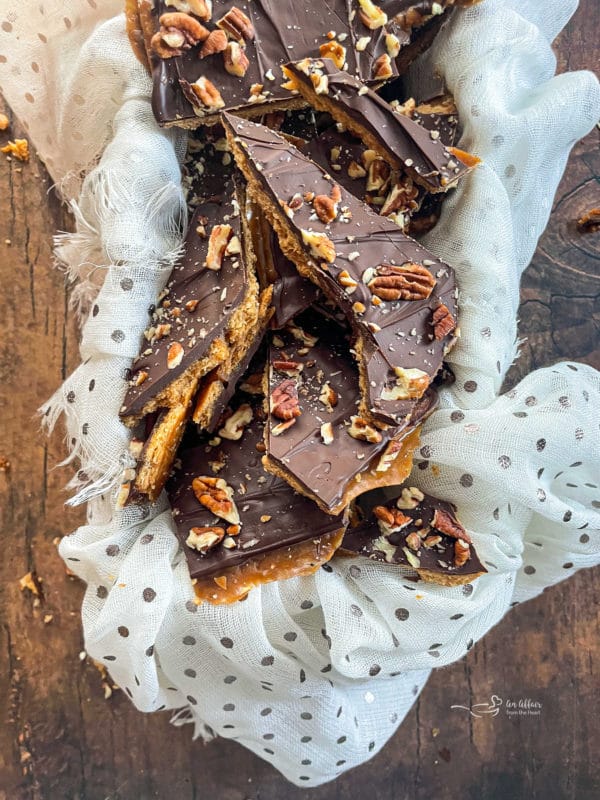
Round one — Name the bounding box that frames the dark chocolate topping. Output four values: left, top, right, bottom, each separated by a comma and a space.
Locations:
285, 58, 470, 191
150, 0, 456, 127
167, 395, 345, 580
120, 184, 247, 419
343, 488, 487, 577
223, 112, 457, 426
266, 310, 401, 511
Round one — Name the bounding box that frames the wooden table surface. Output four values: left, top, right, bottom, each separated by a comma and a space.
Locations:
1, 5, 598, 799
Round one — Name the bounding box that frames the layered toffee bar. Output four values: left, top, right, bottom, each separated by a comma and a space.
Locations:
284, 58, 479, 193
167, 393, 347, 603
119, 180, 268, 503
222, 113, 458, 429
146, 0, 465, 128
264, 310, 423, 514
341, 487, 487, 586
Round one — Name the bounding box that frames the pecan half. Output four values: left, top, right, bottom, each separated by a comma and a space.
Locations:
270, 378, 301, 421
454, 538, 471, 568
151, 12, 209, 58
432, 303, 456, 340
223, 41, 249, 76
368, 263, 435, 301
204, 224, 232, 270
217, 6, 254, 42
199, 29, 228, 58
432, 508, 471, 543
186, 526, 226, 553
192, 476, 240, 525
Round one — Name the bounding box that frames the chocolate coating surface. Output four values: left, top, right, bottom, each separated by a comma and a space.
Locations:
343, 489, 487, 578
120, 186, 246, 418
223, 113, 458, 426
167, 395, 345, 579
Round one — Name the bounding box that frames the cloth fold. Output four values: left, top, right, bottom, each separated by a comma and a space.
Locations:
1, 0, 599, 786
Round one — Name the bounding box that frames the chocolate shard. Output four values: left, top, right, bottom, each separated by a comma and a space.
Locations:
340, 487, 487, 585
264, 309, 420, 514
222, 112, 458, 428
119, 178, 264, 502
166, 393, 346, 602
284, 58, 479, 193
148, 0, 459, 129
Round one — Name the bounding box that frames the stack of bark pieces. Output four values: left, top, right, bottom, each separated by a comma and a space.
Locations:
120, 0, 486, 603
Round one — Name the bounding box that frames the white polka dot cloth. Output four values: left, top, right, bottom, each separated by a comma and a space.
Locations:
2, 0, 599, 787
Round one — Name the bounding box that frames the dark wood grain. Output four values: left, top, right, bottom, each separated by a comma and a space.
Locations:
0, 3, 598, 798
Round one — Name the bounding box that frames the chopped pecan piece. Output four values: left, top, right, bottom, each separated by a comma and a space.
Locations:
366, 158, 390, 192
217, 6, 255, 42
396, 486, 425, 509
348, 415, 382, 444
192, 476, 240, 525
169, 0, 212, 21
151, 12, 209, 58
432, 303, 456, 340
199, 29, 228, 58
368, 263, 436, 301
319, 382, 338, 411
204, 224, 233, 270
381, 176, 419, 217
272, 359, 303, 376
432, 508, 471, 543
313, 194, 339, 224
167, 342, 184, 369
218, 404, 253, 441
223, 41, 249, 76
358, 0, 388, 30
186, 526, 226, 553
300, 229, 336, 263
348, 160, 367, 179
454, 538, 471, 568
319, 41, 346, 69
373, 505, 411, 533
270, 378, 301, 421
271, 418, 297, 436
372, 53, 393, 80
405, 532, 422, 551
381, 367, 430, 401
320, 422, 334, 445
184, 76, 225, 112
423, 534, 443, 548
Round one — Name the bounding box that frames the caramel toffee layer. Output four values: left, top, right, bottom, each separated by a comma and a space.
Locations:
223, 113, 458, 427
265, 310, 404, 512
167, 396, 345, 580
120, 187, 246, 420
150, 0, 459, 127
342, 488, 486, 579
285, 58, 472, 192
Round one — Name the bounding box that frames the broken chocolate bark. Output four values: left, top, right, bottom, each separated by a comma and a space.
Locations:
222, 112, 458, 428
341, 487, 487, 585
284, 58, 478, 193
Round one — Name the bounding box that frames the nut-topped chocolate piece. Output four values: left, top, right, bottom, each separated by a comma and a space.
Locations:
222, 112, 458, 428
340, 487, 487, 586
147, 0, 464, 128
167, 392, 347, 603
284, 58, 479, 193
264, 310, 423, 514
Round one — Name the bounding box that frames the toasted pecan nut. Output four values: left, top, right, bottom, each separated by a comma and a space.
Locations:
368, 263, 436, 301
272, 359, 303, 375
432, 303, 456, 340
396, 486, 425, 509
217, 6, 255, 42
358, 0, 388, 29
432, 508, 471, 543
319, 382, 338, 411
151, 12, 209, 58
313, 194, 338, 223
186, 526, 226, 553
270, 378, 301, 421
300, 229, 336, 263
169, 0, 213, 21
199, 29, 228, 58
218, 404, 253, 440
167, 342, 184, 369
319, 41, 346, 69
223, 41, 249, 76
192, 476, 240, 525
372, 53, 393, 80
348, 415, 382, 444
366, 158, 391, 192
381, 177, 419, 217
190, 76, 225, 111
454, 538, 471, 568
204, 224, 232, 270
373, 506, 411, 532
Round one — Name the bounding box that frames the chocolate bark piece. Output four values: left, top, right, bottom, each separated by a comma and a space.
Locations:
166, 395, 347, 597
340, 487, 487, 585
222, 112, 458, 428
264, 310, 420, 514
119, 181, 263, 503
284, 58, 478, 193
148, 0, 459, 129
